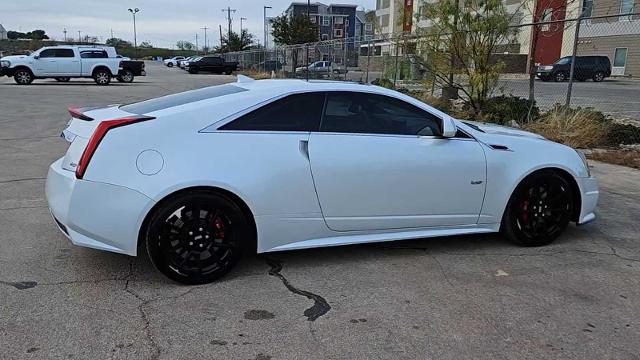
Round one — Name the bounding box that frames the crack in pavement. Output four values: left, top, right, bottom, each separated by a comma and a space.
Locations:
0, 177, 46, 184
0, 205, 48, 211
264, 257, 330, 321
0, 280, 38, 290
123, 261, 161, 360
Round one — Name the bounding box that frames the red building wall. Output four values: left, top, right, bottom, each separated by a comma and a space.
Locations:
533, 0, 568, 65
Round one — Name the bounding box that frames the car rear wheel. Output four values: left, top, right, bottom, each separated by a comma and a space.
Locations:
554, 72, 566, 82
188, 67, 198, 74
167, 62, 174, 68
501, 170, 574, 247
117, 69, 134, 83
225, 69, 232, 75
93, 69, 111, 85
145, 191, 250, 284
55, 77, 71, 82
593, 71, 605, 82
14, 69, 34, 85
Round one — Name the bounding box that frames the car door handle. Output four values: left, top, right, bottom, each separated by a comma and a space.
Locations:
299, 140, 309, 160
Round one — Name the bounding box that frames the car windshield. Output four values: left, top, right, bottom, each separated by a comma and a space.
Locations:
555, 57, 571, 65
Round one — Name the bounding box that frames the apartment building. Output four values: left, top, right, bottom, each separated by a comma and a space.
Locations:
285, 2, 374, 41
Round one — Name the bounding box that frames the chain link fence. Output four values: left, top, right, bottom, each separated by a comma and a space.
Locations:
220, 14, 640, 158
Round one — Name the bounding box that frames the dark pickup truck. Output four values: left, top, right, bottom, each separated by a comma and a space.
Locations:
184, 56, 238, 75
117, 60, 146, 83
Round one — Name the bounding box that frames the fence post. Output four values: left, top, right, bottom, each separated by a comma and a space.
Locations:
566, 8, 583, 107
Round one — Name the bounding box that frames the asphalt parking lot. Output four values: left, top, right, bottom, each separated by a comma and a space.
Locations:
1, 61, 639, 360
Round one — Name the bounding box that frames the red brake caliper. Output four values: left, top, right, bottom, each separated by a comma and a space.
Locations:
520, 200, 529, 223
213, 217, 225, 239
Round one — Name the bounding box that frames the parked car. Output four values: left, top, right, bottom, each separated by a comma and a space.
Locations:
0, 45, 126, 85
179, 56, 197, 69
252, 60, 284, 72
295, 61, 347, 75
163, 56, 185, 67
45, 76, 598, 284
536, 56, 612, 82
116, 60, 147, 83
184, 56, 238, 74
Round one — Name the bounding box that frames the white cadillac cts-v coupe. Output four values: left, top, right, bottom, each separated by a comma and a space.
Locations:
46, 76, 598, 284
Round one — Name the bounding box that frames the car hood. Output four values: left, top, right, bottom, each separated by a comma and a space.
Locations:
1, 55, 30, 62
461, 120, 545, 140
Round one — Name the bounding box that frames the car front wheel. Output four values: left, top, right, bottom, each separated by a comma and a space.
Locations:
501, 170, 574, 247
14, 69, 34, 85
554, 72, 566, 82
145, 191, 250, 284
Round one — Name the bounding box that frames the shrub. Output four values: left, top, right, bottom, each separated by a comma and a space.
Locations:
478, 95, 540, 125
421, 94, 452, 113
608, 123, 640, 145
371, 78, 395, 89
237, 70, 273, 80
525, 105, 609, 148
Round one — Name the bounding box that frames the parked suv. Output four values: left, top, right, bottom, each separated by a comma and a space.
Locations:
536, 56, 611, 82
0, 45, 134, 85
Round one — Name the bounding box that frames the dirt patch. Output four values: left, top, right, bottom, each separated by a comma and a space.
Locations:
587, 149, 640, 169
243, 309, 275, 321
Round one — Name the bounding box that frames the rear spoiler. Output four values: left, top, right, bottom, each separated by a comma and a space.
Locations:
68, 106, 102, 121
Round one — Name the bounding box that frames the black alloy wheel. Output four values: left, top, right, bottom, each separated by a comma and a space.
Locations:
118, 70, 134, 83
93, 69, 111, 85
502, 171, 574, 247
554, 72, 566, 82
593, 71, 605, 82
145, 191, 250, 284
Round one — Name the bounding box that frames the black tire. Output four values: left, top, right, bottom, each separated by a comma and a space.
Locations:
501, 170, 574, 247
145, 191, 251, 284
55, 77, 71, 82
118, 69, 134, 83
554, 72, 566, 82
593, 71, 605, 82
13, 68, 34, 85
188, 67, 198, 74
224, 69, 232, 75
93, 69, 111, 85
167, 62, 174, 68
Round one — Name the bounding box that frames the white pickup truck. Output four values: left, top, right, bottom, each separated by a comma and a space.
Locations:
0, 45, 130, 85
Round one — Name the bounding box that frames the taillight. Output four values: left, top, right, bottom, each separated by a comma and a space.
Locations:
75, 115, 155, 179
68, 106, 96, 121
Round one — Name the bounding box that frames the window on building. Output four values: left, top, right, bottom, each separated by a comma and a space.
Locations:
334, 28, 343, 38
541, 8, 553, 31
335, 16, 344, 24
310, 16, 317, 23
219, 92, 326, 132
321, 33, 329, 40
619, 0, 634, 21
613, 48, 628, 67
323, 16, 330, 26
380, 14, 390, 27
365, 23, 373, 31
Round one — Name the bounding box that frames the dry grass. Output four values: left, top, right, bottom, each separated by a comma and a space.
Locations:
524, 106, 609, 148
237, 70, 274, 80
587, 149, 640, 169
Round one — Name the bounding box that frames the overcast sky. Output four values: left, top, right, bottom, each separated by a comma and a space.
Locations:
2, 0, 375, 49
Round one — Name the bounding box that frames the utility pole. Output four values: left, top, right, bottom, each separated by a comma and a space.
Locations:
78, 30, 81, 43
195, 33, 199, 54
306, 0, 311, 81
566, 0, 585, 107
110, 28, 114, 39
240, 17, 247, 43
63, 28, 67, 43
128, 8, 140, 58
222, 6, 236, 50
219, 24, 223, 51
201, 26, 209, 54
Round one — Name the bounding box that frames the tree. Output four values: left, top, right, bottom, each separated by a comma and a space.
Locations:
417, 0, 517, 115
217, 29, 256, 53
271, 14, 318, 69
176, 40, 195, 51
106, 37, 132, 47
6, 29, 49, 40
139, 41, 153, 49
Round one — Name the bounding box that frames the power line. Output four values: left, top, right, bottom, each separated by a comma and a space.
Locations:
221, 6, 236, 44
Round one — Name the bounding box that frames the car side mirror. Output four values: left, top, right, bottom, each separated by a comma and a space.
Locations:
441, 115, 457, 138
33, 55, 40, 59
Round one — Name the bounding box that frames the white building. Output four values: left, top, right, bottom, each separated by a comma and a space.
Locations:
0, 24, 8, 40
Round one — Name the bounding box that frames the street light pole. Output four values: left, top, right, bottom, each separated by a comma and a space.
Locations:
63, 28, 67, 43
78, 30, 81, 43
263, 6, 272, 72
240, 17, 247, 43
128, 8, 140, 58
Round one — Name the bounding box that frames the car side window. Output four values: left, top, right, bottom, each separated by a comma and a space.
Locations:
321, 92, 442, 136
81, 50, 107, 58
56, 49, 75, 58
219, 92, 326, 132
39, 49, 56, 58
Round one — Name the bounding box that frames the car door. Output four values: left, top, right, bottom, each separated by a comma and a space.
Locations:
308, 91, 486, 232
57, 48, 81, 75
33, 49, 58, 75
